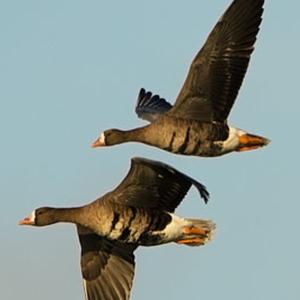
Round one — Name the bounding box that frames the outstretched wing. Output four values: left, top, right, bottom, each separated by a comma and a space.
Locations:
135, 88, 172, 122
77, 225, 137, 300
110, 157, 209, 212
169, 0, 264, 122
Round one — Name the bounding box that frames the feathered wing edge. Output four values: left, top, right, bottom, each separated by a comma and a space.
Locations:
77, 225, 137, 300
135, 88, 172, 122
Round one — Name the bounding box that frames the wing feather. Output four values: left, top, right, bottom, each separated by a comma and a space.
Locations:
135, 88, 172, 122
169, 0, 264, 122
110, 157, 209, 211
77, 225, 136, 300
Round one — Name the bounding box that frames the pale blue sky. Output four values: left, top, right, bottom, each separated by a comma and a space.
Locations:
1, 0, 299, 299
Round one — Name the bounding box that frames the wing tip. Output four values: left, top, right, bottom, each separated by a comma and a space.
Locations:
188, 177, 210, 204
133, 157, 210, 204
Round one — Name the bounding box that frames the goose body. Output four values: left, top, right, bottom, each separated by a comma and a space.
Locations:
97, 115, 258, 157
20, 157, 214, 300
92, 0, 270, 157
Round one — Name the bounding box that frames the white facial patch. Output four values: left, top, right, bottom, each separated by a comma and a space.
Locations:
99, 132, 106, 145
29, 210, 36, 223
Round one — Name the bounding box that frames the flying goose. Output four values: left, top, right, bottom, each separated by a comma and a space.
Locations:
19, 157, 215, 300
92, 0, 269, 157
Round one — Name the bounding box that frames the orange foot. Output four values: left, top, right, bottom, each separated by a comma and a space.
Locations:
182, 225, 208, 235
237, 145, 262, 152
176, 237, 205, 246
237, 134, 270, 152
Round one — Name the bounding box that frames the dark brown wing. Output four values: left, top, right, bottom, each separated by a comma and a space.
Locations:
169, 0, 264, 122
77, 225, 137, 300
135, 88, 172, 123
110, 157, 209, 212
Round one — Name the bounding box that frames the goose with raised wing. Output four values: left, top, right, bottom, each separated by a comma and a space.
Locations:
19, 157, 214, 300
92, 0, 269, 157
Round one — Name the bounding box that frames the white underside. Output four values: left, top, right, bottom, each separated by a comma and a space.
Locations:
153, 213, 188, 242
216, 126, 246, 154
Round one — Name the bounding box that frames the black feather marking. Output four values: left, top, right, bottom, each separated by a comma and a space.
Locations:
177, 127, 191, 153
110, 212, 120, 232
119, 228, 131, 241
190, 139, 202, 155
164, 131, 176, 152
119, 207, 137, 242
